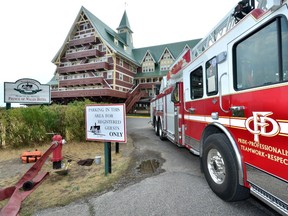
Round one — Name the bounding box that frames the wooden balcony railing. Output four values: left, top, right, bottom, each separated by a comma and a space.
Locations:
59, 77, 104, 87
58, 62, 109, 74
68, 36, 96, 46
51, 88, 127, 99
65, 49, 101, 60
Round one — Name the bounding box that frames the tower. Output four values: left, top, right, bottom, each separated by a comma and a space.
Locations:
117, 11, 133, 49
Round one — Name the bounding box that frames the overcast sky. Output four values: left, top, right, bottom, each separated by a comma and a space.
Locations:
0, 0, 240, 107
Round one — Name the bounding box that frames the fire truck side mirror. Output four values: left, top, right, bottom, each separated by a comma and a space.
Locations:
216, 51, 227, 64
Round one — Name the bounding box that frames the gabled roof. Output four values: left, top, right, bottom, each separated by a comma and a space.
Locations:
140, 50, 157, 64
52, 7, 138, 65
158, 47, 175, 63
81, 7, 138, 64
51, 6, 201, 79
133, 39, 201, 65
133, 39, 200, 78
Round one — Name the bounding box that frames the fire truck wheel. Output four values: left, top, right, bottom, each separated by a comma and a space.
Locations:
158, 121, 166, 140
154, 119, 159, 136
202, 133, 250, 201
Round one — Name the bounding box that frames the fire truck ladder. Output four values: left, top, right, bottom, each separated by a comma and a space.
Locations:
191, 0, 258, 60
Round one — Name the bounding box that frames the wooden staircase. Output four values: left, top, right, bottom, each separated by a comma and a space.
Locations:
125, 84, 144, 113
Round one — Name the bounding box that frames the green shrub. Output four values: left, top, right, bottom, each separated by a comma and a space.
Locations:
0, 100, 97, 148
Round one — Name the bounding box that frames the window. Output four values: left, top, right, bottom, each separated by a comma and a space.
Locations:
160, 50, 173, 71
119, 73, 123, 81
142, 65, 155, 72
206, 57, 218, 95
171, 84, 180, 103
129, 65, 137, 73
142, 53, 155, 72
102, 46, 107, 52
107, 71, 113, 79
83, 23, 88, 30
234, 17, 288, 90
190, 67, 203, 99
119, 59, 123, 67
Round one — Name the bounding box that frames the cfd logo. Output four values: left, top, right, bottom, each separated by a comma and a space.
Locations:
245, 112, 280, 142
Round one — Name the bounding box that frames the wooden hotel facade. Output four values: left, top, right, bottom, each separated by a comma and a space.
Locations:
48, 7, 200, 112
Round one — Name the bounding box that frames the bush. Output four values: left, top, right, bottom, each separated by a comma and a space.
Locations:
0, 100, 96, 148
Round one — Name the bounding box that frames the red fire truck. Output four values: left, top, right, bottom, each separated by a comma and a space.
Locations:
150, 0, 288, 214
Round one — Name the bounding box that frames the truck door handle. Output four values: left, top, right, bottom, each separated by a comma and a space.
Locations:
188, 108, 196, 114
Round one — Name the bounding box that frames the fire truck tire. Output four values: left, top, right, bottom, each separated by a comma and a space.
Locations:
158, 120, 166, 140
202, 133, 250, 202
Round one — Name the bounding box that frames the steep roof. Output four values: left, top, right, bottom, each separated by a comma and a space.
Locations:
133, 39, 201, 63
83, 7, 139, 65
47, 75, 58, 85
117, 10, 133, 33
52, 7, 138, 65
51, 7, 201, 79
133, 39, 201, 77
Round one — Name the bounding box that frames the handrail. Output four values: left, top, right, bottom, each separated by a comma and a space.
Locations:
219, 72, 230, 113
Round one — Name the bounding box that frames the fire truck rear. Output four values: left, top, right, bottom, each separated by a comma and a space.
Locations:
150, 0, 288, 215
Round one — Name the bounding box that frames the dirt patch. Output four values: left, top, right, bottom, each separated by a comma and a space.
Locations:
112, 149, 165, 191
137, 159, 160, 174
0, 137, 165, 215
0, 158, 33, 179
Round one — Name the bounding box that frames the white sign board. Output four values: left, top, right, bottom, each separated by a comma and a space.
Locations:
86, 104, 126, 143
4, 78, 51, 104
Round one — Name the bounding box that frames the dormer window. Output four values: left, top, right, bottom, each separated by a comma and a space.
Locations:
160, 49, 174, 71
142, 52, 155, 72
114, 38, 119, 46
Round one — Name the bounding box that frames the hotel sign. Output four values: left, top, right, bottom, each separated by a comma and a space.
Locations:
4, 78, 51, 104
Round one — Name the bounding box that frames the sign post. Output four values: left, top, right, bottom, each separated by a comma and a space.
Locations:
115, 142, 119, 154
85, 104, 126, 176
104, 142, 112, 175
6, 103, 11, 110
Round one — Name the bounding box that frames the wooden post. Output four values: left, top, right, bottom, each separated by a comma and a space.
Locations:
115, 142, 119, 154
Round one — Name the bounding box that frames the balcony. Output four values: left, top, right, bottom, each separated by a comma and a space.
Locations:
116, 65, 136, 77
59, 77, 104, 88
115, 80, 134, 88
58, 62, 110, 74
51, 88, 127, 99
66, 49, 101, 60
69, 35, 96, 47
138, 83, 157, 89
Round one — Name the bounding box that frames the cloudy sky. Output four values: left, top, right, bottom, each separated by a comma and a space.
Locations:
0, 0, 240, 107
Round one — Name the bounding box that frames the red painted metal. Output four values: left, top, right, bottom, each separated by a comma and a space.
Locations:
0, 143, 58, 216
51, 134, 63, 163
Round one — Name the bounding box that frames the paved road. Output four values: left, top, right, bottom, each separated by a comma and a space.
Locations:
34, 117, 280, 216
